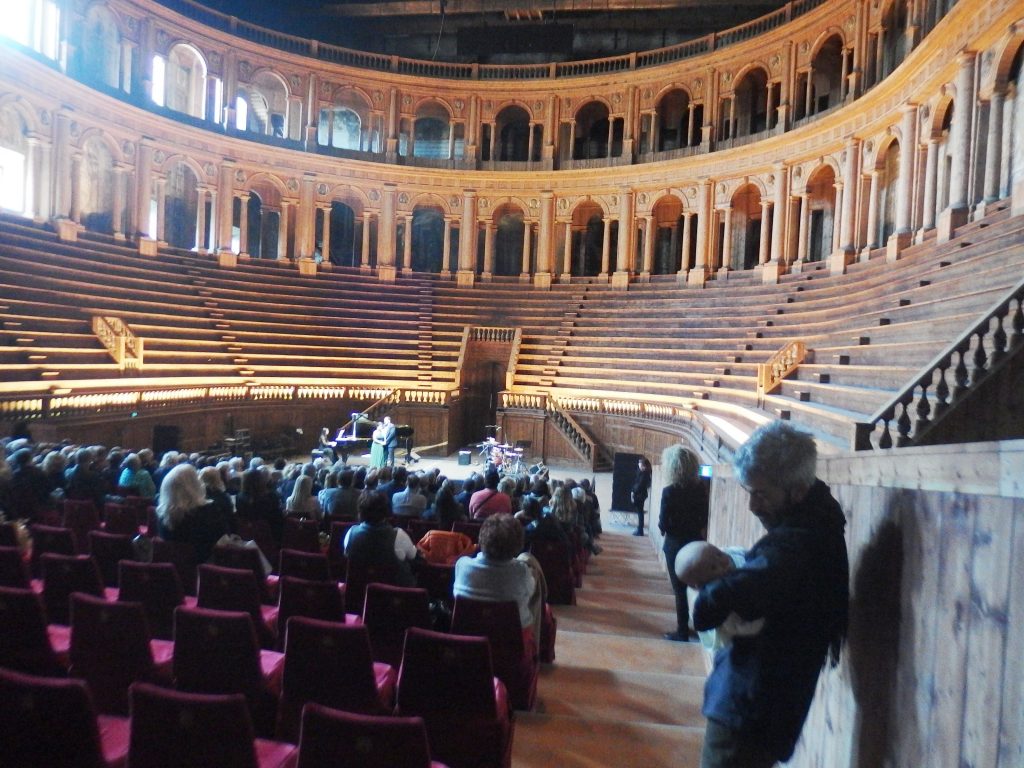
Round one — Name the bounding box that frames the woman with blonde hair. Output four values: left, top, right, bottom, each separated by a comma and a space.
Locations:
658, 444, 709, 642
285, 474, 321, 521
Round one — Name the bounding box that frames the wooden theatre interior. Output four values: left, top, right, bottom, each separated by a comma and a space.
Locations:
1, 0, 1023, 764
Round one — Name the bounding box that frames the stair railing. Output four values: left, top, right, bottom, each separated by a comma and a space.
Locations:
756, 340, 806, 395
854, 274, 1024, 450
546, 398, 596, 469
91, 316, 144, 370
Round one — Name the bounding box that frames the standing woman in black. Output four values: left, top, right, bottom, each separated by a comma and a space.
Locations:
657, 445, 709, 641
631, 456, 652, 536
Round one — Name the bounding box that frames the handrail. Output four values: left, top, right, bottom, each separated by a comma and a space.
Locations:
757, 340, 807, 395
453, 326, 471, 391
505, 329, 523, 391
153, 0, 830, 81
854, 275, 1024, 450
545, 398, 596, 469
91, 316, 144, 370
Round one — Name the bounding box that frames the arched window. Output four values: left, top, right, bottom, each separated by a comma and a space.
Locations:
0, 107, 28, 215
79, 137, 115, 234
729, 185, 763, 270
411, 207, 445, 272
878, 141, 900, 245
570, 202, 605, 276
731, 68, 770, 137
79, 5, 121, 89
493, 106, 531, 162
164, 162, 200, 250
165, 44, 209, 120
318, 108, 362, 150
3, 0, 60, 58
656, 89, 691, 151
650, 196, 685, 274
804, 166, 837, 262
493, 207, 525, 275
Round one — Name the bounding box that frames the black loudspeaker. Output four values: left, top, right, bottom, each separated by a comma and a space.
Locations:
458, 451, 472, 466
152, 425, 181, 457
611, 452, 643, 513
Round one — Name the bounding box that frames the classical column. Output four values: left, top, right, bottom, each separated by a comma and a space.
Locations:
567, 121, 576, 160
447, 123, 455, 160
238, 193, 250, 256
641, 216, 655, 275
527, 123, 536, 163
981, 90, 1005, 205
600, 218, 611, 277
949, 52, 976, 211
719, 207, 734, 270
277, 201, 290, 260
216, 162, 234, 253
194, 187, 208, 252
804, 69, 814, 118
889, 104, 918, 259
688, 180, 712, 286
606, 119, 614, 158
520, 221, 532, 277
614, 189, 634, 286
840, 48, 851, 101
561, 222, 573, 278
728, 97, 737, 139
206, 190, 218, 252
378, 184, 396, 269
770, 163, 788, 263
69, 153, 85, 226
669, 221, 680, 269
874, 28, 886, 83
154, 178, 167, 243
687, 103, 697, 147
441, 217, 452, 275
112, 166, 127, 239
31, 137, 52, 221
766, 81, 777, 129
921, 137, 939, 231
403, 214, 414, 272
482, 220, 495, 278
831, 182, 844, 251
489, 122, 498, 161
361, 213, 373, 269
320, 206, 332, 263
535, 191, 555, 287
839, 137, 860, 254
795, 194, 810, 264
679, 213, 693, 276
758, 200, 772, 264
458, 190, 477, 275
864, 170, 881, 251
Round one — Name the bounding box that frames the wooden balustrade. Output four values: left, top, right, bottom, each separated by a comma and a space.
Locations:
91, 316, 144, 370
854, 275, 1024, 450
757, 341, 807, 395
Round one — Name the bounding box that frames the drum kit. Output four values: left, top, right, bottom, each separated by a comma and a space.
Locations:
476, 437, 525, 475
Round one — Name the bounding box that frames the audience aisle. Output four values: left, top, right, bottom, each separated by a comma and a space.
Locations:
512, 523, 708, 767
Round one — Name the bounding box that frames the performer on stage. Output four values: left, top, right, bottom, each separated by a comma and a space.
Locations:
382, 416, 398, 467
370, 421, 387, 468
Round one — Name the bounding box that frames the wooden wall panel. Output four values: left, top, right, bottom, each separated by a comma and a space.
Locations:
707, 443, 1024, 768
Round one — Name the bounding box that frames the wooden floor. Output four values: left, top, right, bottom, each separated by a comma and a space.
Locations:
512, 521, 708, 768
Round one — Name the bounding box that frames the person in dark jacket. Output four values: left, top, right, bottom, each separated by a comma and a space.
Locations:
658, 444, 709, 642
693, 421, 849, 767
630, 456, 652, 536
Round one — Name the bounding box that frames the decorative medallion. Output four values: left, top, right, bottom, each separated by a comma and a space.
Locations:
793, 166, 802, 178
771, 54, 781, 69
724, 72, 732, 84
238, 61, 252, 81
209, 52, 222, 71
638, 193, 648, 205
610, 196, 618, 206
398, 192, 409, 205
235, 169, 247, 183
865, 140, 873, 154
318, 183, 328, 195
485, 101, 492, 111
156, 30, 170, 50
800, 41, 809, 54
845, 15, 855, 30
479, 198, 490, 209
613, 93, 622, 104
449, 196, 460, 208
39, 109, 50, 126
403, 95, 412, 107
685, 187, 696, 199
125, 16, 138, 33
644, 89, 652, 100
719, 183, 727, 196
322, 82, 333, 98
205, 163, 217, 177
455, 99, 465, 111
558, 198, 569, 210
374, 91, 384, 104
290, 75, 301, 91
122, 141, 135, 158
369, 189, 380, 202
530, 198, 539, 209
69, 121, 79, 139
287, 178, 299, 192
534, 100, 544, 112
153, 150, 165, 164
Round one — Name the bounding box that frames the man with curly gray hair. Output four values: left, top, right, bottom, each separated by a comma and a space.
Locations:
693, 421, 849, 767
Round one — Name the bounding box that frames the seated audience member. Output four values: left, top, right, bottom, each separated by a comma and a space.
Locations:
454, 475, 478, 511
427, 479, 466, 526
157, 464, 232, 564
579, 478, 602, 537
235, 467, 285, 544
318, 470, 342, 516
118, 453, 156, 498
40, 450, 68, 496
151, 451, 180, 490
378, 466, 406, 504
285, 475, 321, 521
199, 466, 235, 527
453, 513, 536, 629
523, 497, 570, 550
498, 476, 519, 514
65, 447, 108, 509
469, 470, 512, 520
7, 448, 53, 521
391, 473, 427, 518
676, 541, 765, 652
343, 490, 418, 587
329, 469, 360, 520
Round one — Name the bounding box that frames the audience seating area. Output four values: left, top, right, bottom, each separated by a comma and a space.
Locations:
0, 489, 591, 766
3, 205, 1022, 452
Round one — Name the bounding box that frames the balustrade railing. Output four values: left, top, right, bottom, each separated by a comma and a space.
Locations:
757, 340, 807, 395
854, 276, 1024, 450
91, 316, 144, 370
546, 399, 595, 468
